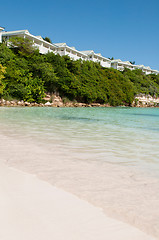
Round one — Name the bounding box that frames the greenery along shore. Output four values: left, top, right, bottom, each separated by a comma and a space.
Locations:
0, 37, 159, 106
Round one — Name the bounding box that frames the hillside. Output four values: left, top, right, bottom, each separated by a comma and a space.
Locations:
0, 38, 159, 106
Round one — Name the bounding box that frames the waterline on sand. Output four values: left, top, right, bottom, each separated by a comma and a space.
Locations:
0, 107, 159, 238
0, 161, 156, 240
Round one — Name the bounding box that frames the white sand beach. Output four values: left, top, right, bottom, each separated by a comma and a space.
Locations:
0, 161, 157, 240
0, 107, 159, 240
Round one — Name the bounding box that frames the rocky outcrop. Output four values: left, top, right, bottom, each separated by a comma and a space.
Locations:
1, 93, 158, 108
0, 97, 111, 108
131, 94, 159, 107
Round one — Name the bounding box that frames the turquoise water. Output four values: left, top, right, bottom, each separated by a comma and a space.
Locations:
0, 107, 159, 175
1, 107, 159, 237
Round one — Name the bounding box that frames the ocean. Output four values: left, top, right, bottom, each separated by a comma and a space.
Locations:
0, 107, 159, 238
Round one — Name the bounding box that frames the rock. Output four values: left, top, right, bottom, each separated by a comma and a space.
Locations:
45, 102, 52, 106
74, 103, 87, 107
24, 102, 30, 106
54, 98, 60, 102
34, 103, 39, 107
78, 103, 85, 107
17, 101, 22, 106
43, 94, 51, 101
73, 103, 79, 107
39, 103, 44, 107
10, 101, 16, 105
56, 102, 63, 107
91, 103, 101, 107
51, 103, 58, 107
64, 102, 73, 107
6, 101, 11, 106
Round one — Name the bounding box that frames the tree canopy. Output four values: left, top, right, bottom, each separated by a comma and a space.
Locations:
43, 37, 52, 44
9, 37, 37, 56
0, 64, 6, 97
0, 37, 159, 105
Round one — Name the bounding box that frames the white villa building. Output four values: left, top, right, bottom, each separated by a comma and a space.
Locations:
111, 59, 136, 71
0, 27, 158, 75
0, 26, 5, 42
0, 28, 57, 54
136, 65, 159, 75
111, 59, 159, 75
80, 50, 111, 68
54, 43, 88, 61
0, 28, 109, 66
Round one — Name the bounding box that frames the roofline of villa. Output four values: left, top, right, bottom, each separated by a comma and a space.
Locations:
0, 27, 158, 73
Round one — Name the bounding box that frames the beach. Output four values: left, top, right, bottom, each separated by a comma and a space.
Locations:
0, 107, 159, 239
0, 160, 157, 240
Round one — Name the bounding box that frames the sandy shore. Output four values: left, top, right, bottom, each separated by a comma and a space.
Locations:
0, 161, 157, 240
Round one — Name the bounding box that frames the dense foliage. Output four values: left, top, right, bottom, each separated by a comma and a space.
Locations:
43, 37, 52, 44
0, 64, 6, 97
0, 37, 159, 105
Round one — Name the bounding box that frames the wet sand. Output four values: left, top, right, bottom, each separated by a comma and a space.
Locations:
0, 161, 157, 240
0, 132, 159, 239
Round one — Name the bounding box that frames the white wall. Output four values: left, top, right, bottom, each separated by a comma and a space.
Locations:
92, 56, 99, 63
33, 41, 56, 54
111, 62, 118, 69
0, 32, 2, 43
57, 48, 87, 61
100, 60, 111, 68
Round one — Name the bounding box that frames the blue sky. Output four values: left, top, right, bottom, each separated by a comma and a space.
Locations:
1, 0, 159, 70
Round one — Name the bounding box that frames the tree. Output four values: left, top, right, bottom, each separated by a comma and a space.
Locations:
0, 64, 6, 97
30, 61, 58, 94
0, 43, 15, 68
1, 38, 159, 105
130, 61, 135, 65
43, 37, 52, 44
8, 36, 37, 56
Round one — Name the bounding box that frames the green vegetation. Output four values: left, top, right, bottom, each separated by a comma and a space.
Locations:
0, 37, 159, 105
0, 64, 6, 97
129, 61, 135, 65
122, 68, 159, 97
43, 37, 52, 44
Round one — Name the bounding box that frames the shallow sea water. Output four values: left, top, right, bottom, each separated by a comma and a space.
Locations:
0, 107, 159, 173
0, 107, 159, 238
